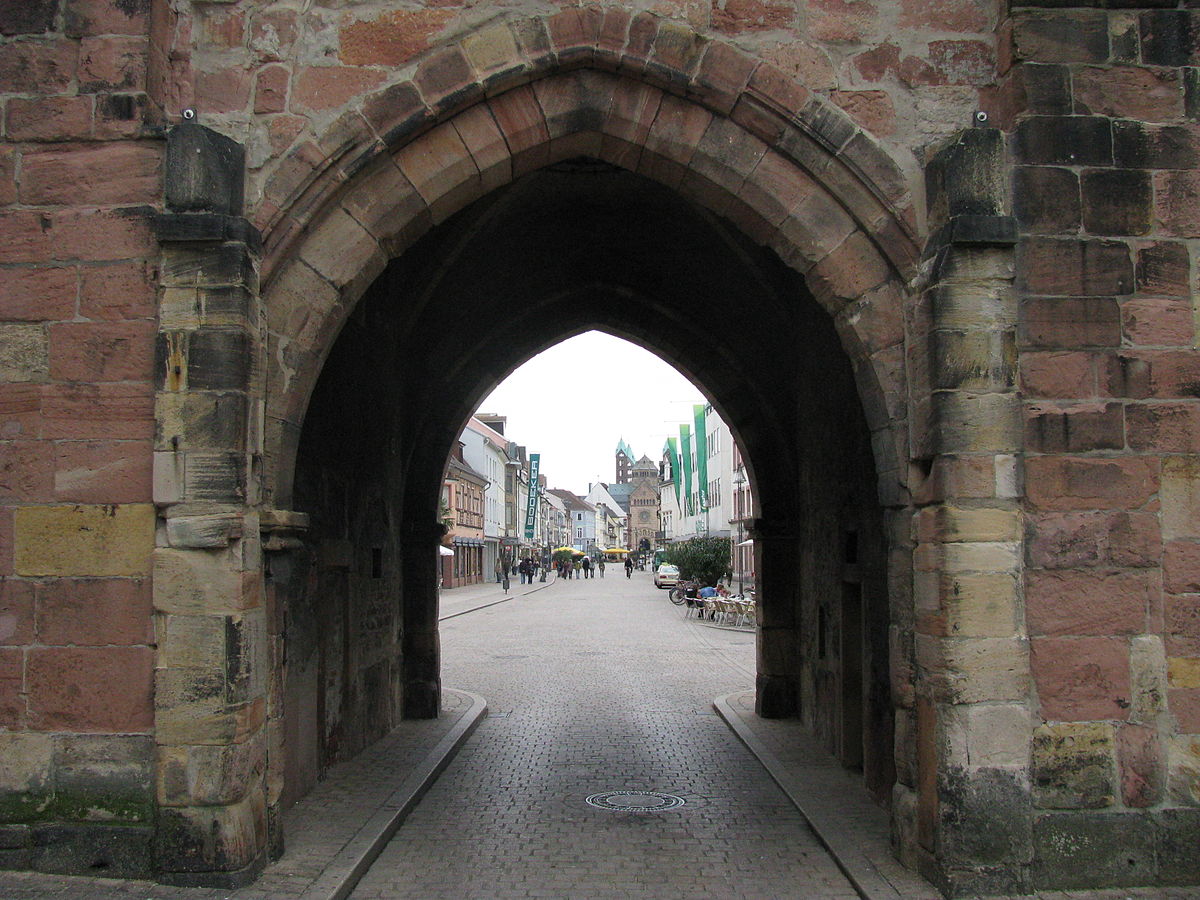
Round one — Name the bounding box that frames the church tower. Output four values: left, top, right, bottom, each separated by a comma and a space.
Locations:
615, 438, 634, 484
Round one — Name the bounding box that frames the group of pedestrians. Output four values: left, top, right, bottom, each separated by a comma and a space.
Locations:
557, 556, 606, 578
496, 554, 642, 584
497, 558, 543, 585
489, 553, 641, 589
516, 557, 542, 583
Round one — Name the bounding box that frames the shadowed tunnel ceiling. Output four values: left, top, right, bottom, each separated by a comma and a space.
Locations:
296, 161, 877, 528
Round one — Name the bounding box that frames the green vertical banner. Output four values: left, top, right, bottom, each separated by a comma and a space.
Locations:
679, 424, 693, 517
524, 453, 540, 540
693, 404, 708, 512
666, 438, 681, 510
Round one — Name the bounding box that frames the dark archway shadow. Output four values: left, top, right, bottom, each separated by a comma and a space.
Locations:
283, 162, 894, 809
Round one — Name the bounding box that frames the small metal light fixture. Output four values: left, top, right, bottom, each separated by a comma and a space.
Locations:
181, 108, 196, 121
972, 110, 989, 127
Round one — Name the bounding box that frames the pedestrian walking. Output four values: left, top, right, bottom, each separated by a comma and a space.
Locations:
573, 558, 582, 579
598, 558, 606, 578
582, 557, 592, 579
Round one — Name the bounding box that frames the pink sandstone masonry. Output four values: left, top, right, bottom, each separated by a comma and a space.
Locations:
0, 0, 1198, 895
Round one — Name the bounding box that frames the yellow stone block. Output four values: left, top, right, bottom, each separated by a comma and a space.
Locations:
156, 614, 226, 670
1167, 736, 1200, 805
1168, 656, 1200, 689
0, 732, 53, 791
1162, 457, 1200, 541
462, 24, 519, 74
915, 570, 1020, 637
15, 504, 155, 576
941, 540, 1021, 574
918, 504, 1021, 542
153, 547, 253, 615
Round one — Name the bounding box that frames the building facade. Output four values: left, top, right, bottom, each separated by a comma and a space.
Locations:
541, 485, 570, 555
584, 481, 627, 549
461, 417, 509, 579
441, 445, 486, 589
627, 454, 661, 554
662, 405, 734, 544
550, 489, 598, 554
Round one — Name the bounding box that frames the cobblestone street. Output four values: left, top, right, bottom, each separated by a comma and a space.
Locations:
350, 570, 858, 899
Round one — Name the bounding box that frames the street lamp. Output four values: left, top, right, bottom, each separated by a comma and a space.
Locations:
732, 467, 746, 596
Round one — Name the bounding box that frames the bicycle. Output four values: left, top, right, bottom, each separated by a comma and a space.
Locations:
668, 580, 696, 605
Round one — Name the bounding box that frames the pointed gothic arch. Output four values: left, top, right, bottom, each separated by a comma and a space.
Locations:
153, 11, 1025, 893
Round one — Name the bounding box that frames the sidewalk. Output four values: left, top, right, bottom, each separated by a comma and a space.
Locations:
715, 691, 937, 900
715, 690, 1200, 900
438, 569, 559, 619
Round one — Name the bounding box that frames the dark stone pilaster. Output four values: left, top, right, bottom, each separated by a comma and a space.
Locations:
750, 518, 800, 718
401, 520, 445, 720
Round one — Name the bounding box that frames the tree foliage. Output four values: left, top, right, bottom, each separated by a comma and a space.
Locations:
663, 537, 731, 586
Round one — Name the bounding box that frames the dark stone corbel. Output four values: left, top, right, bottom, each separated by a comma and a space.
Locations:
923, 128, 1017, 263
157, 123, 261, 251
166, 122, 245, 215
260, 509, 310, 552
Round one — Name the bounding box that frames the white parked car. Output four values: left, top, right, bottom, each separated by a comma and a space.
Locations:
653, 564, 679, 589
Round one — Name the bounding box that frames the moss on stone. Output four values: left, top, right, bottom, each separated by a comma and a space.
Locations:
0, 788, 152, 826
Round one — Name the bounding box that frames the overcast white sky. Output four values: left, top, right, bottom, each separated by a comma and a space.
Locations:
476, 331, 707, 496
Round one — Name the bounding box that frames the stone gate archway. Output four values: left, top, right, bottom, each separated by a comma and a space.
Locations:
153, 12, 1025, 895
284, 159, 897, 809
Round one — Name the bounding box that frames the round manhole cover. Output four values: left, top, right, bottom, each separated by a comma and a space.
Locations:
585, 791, 686, 812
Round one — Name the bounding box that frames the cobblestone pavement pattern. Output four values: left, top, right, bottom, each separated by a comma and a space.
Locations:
350, 571, 859, 899
1, 572, 1199, 899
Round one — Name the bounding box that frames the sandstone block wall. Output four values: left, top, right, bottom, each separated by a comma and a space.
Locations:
0, 0, 160, 877
994, 3, 1200, 889
0, 0, 1197, 894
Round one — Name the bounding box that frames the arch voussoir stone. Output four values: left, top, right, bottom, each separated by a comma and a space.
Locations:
640, 92, 713, 186
742, 149, 822, 230
807, 231, 895, 317
603, 77, 664, 145
297, 206, 386, 298
487, 84, 552, 177
394, 120, 484, 224
531, 69, 611, 139
339, 155, 430, 257
769, 190, 858, 275
450, 103, 513, 194
687, 114, 769, 198
843, 281, 907, 354
689, 39, 758, 115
